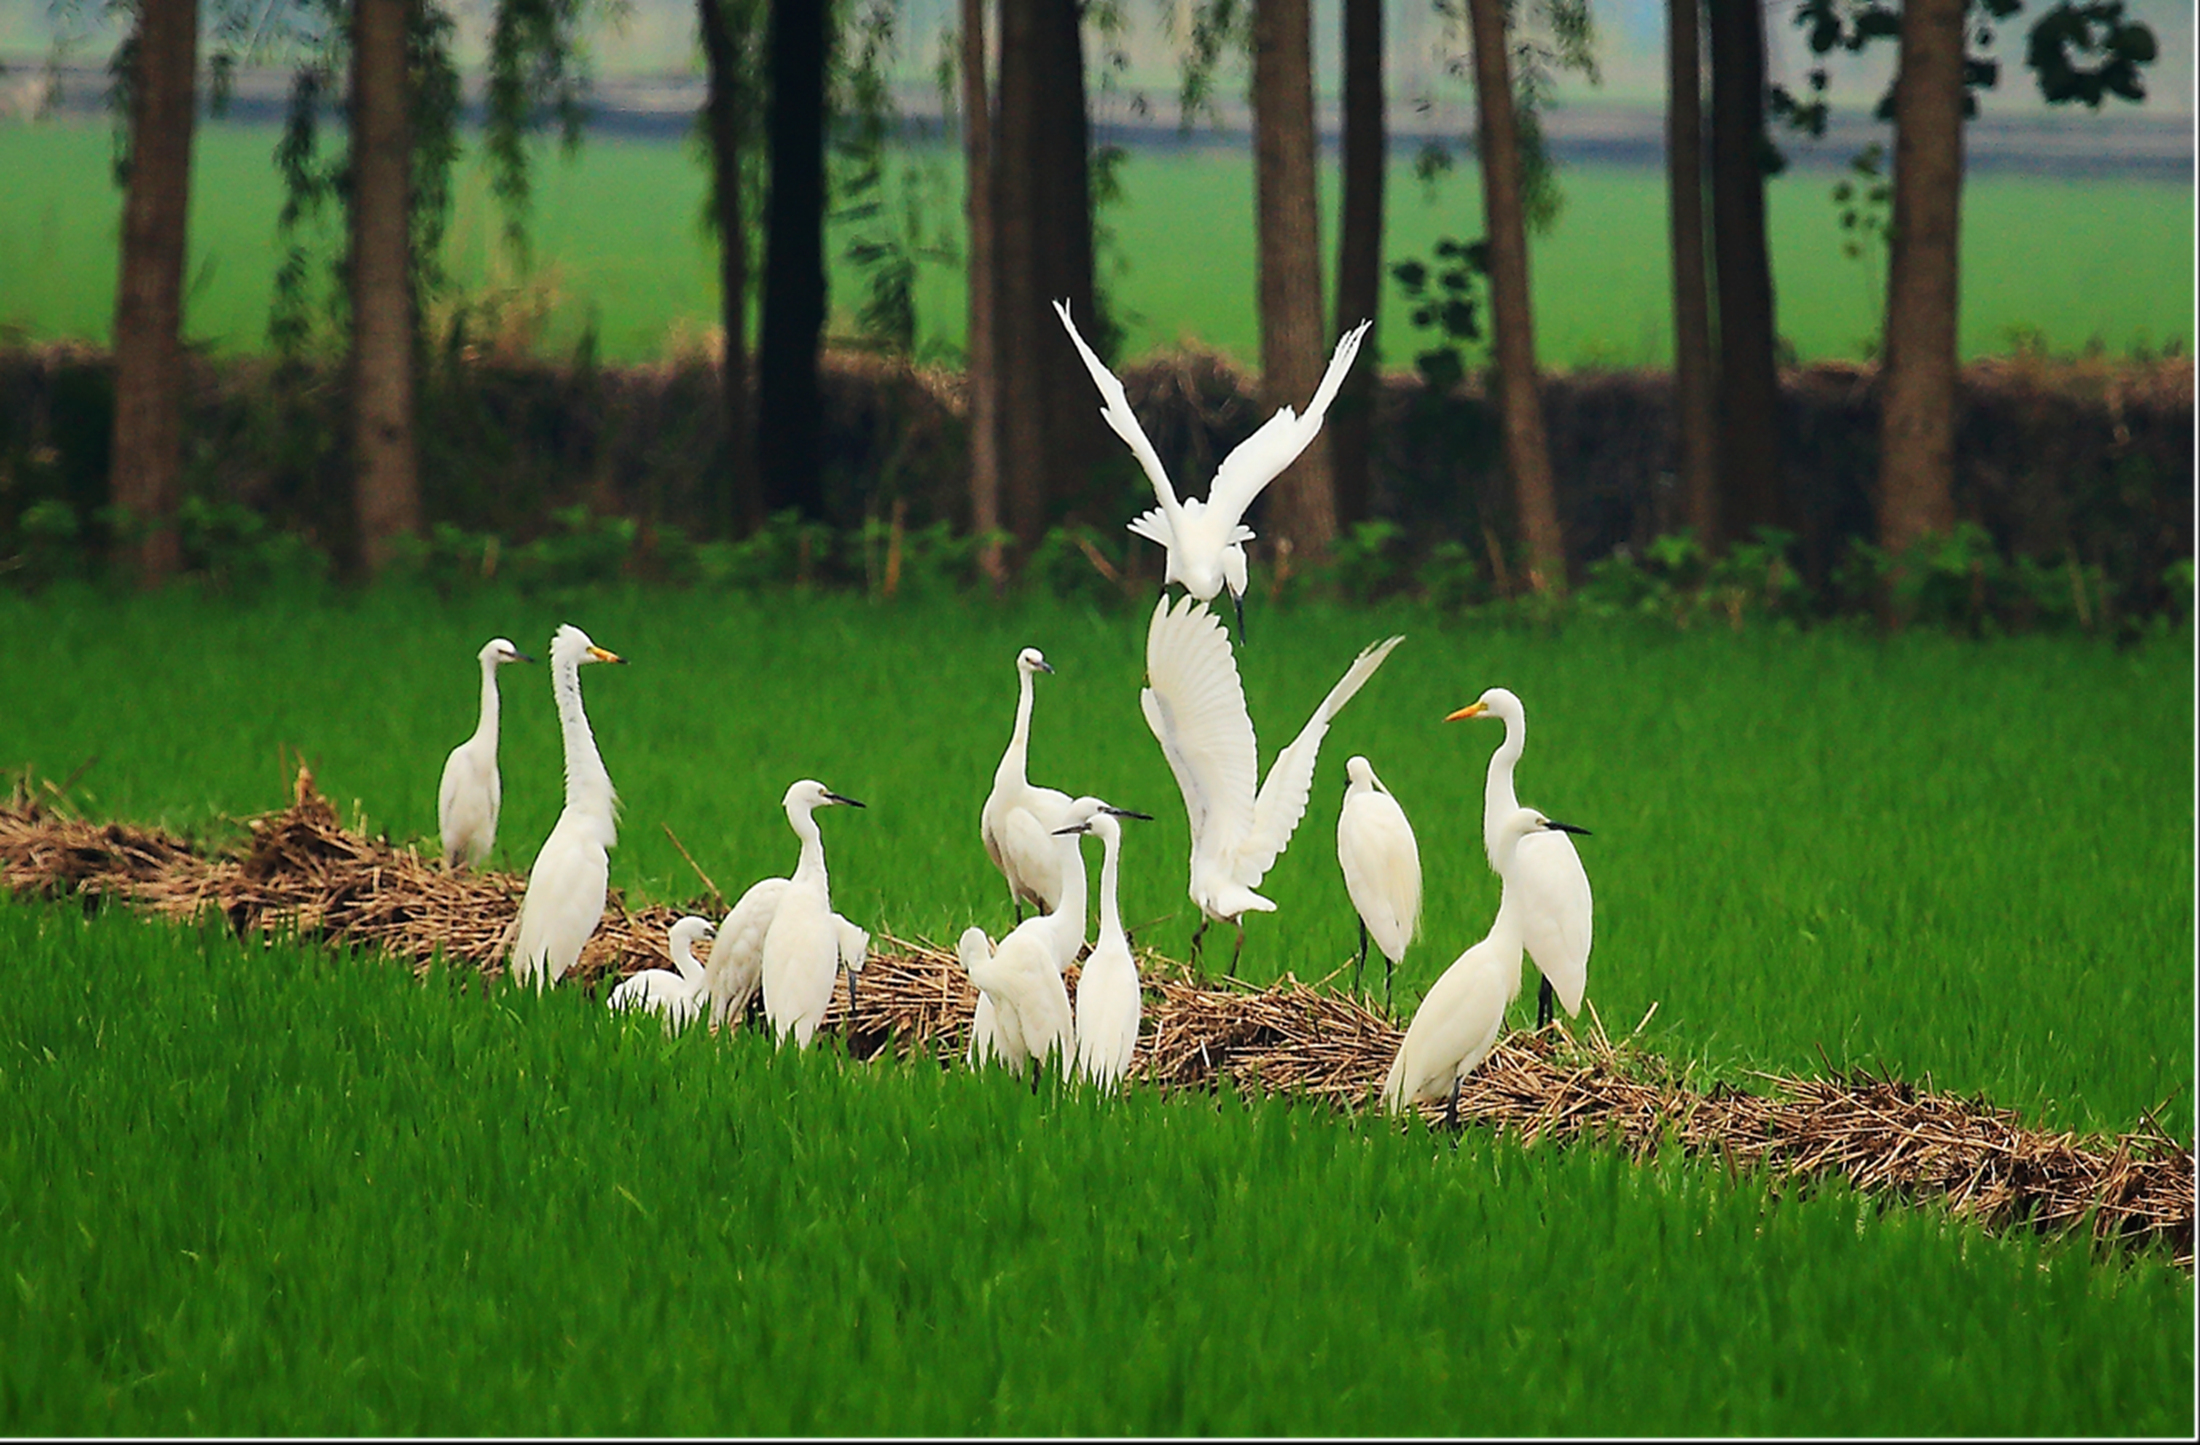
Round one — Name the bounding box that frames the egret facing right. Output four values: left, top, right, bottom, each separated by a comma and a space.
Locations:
508, 624, 626, 991
608, 915, 715, 1034
758, 779, 867, 1049
980, 646, 1076, 922
437, 636, 532, 870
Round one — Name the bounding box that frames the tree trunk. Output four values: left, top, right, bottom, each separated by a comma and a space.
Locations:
1877, 0, 1965, 566
699, 0, 760, 537
1252, 0, 1334, 563
992, 0, 1046, 552
349, 0, 420, 576
960, 0, 1004, 583
1031, 0, 1102, 527
1667, 0, 1719, 550
109, 0, 199, 588
1706, 0, 1786, 542
1330, 0, 1383, 532
757, 0, 832, 521
1465, 0, 1564, 594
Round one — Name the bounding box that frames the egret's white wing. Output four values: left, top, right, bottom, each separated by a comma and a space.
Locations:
994, 801, 1070, 913
834, 913, 871, 975
1054, 300, 1182, 516
1205, 320, 1371, 528
1510, 832, 1593, 1015
1383, 934, 1517, 1112
1339, 788, 1422, 965
1232, 633, 1403, 889
511, 811, 609, 985
1140, 595, 1259, 864
708, 876, 786, 1028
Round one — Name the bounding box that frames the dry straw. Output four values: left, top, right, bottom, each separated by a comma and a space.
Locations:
4, 766, 2190, 1271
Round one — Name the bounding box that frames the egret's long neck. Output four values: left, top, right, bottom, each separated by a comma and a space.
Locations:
998, 667, 1035, 788
1047, 831, 1089, 955
1482, 714, 1524, 869
787, 803, 830, 901
1486, 886, 1529, 998
674, 937, 706, 986
1095, 827, 1123, 943
554, 654, 614, 819
470, 656, 501, 747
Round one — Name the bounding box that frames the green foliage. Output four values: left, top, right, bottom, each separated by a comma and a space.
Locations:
1579, 527, 1813, 630
1388, 234, 1489, 393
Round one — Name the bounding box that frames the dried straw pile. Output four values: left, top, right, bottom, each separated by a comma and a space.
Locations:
4, 768, 2191, 1270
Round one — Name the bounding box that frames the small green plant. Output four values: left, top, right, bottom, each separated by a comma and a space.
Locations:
1389, 236, 1489, 394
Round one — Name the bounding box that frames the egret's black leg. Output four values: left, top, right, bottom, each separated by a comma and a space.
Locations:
845, 966, 860, 1023
1384, 955, 1394, 1014
1443, 1072, 1462, 1133
1537, 976, 1555, 1030
1231, 589, 1247, 646
1190, 915, 1210, 966
1014, 899, 1025, 925
1353, 919, 1369, 994
1227, 923, 1246, 979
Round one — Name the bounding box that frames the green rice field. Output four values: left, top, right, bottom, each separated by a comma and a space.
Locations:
0, 119, 2191, 368
0, 586, 2192, 1432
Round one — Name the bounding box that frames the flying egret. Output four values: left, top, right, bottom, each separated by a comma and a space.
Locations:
979, 646, 1076, 921
608, 915, 715, 1034
508, 624, 626, 991
1447, 686, 1595, 1029
1055, 299, 1371, 639
1062, 806, 1147, 1092
1382, 808, 1592, 1126
758, 780, 867, 1049
437, 636, 532, 870
1139, 593, 1403, 975
1336, 754, 1421, 1011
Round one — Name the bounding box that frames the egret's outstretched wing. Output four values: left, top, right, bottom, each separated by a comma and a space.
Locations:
1510, 832, 1592, 1015
1233, 633, 1402, 888
1054, 300, 1181, 517
1140, 595, 1258, 862
1205, 319, 1372, 528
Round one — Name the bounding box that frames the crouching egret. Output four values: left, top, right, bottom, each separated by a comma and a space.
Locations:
980, 646, 1075, 922
1383, 808, 1592, 1126
609, 915, 715, 1033
508, 624, 626, 991
759, 780, 867, 1049
1140, 592, 1403, 974
1448, 687, 1595, 1029
1061, 804, 1151, 1092
1336, 755, 1421, 1011
1055, 298, 1371, 639
438, 636, 532, 870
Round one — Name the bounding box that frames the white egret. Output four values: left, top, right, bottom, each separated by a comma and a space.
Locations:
608, 915, 715, 1034
437, 636, 532, 870
508, 624, 626, 991
1382, 808, 1592, 1126
1055, 299, 1371, 638
1062, 806, 1147, 1092
758, 779, 867, 1049
1336, 754, 1421, 1011
1140, 593, 1403, 974
979, 646, 1076, 921
1448, 687, 1595, 1029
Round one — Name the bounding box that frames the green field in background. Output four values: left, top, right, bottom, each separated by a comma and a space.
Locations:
0, 119, 2190, 368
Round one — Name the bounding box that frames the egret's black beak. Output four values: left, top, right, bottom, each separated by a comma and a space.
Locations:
1054, 822, 1092, 836
827, 793, 867, 809
1036, 659, 1056, 675
514, 652, 537, 664
1545, 819, 1592, 837
1102, 806, 1154, 821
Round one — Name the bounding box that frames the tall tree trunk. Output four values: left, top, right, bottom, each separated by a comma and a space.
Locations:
699, 0, 760, 537
1706, 0, 1786, 542
1251, 0, 1334, 563
1330, 0, 1383, 531
960, 0, 1004, 582
1465, 0, 1564, 594
991, 0, 1046, 552
757, 0, 832, 521
1031, 0, 1102, 527
1877, 0, 1965, 568
349, 0, 420, 575
109, 0, 199, 588
1667, 0, 1719, 550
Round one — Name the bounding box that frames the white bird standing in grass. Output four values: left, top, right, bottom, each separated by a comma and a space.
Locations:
1055, 299, 1371, 639
608, 915, 715, 1033
759, 779, 867, 1049
1447, 687, 1595, 1029
1063, 805, 1147, 1092
980, 646, 1076, 922
508, 624, 626, 991
1336, 754, 1421, 1011
437, 636, 532, 870
1140, 593, 1403, 974
706, 872, 870, 1034
1382, 807, 1592, 1126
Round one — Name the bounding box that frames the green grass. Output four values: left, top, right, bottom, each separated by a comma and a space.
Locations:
0, 585, 2190, 1144
0, 119, 2190, 367
1, 893, 2189, 1435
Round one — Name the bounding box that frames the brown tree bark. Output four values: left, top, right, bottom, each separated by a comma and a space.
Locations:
698, 0, 760, 537
1706, 0, 1787, 541
1330, 0, 1383, 531
960, 0, 1004, 583
349, 0, 421, 575
1877, 0, 1966, 564
1252, 0, 1334, 563
757, 0, 832, 520
109, 0, 199, 587
1465, 0, 1564, 594
1667, 0, 1719, 550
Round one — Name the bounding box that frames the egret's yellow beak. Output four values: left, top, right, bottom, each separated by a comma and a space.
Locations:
1445, 701, 1489, 722
587, 646, 626, 665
